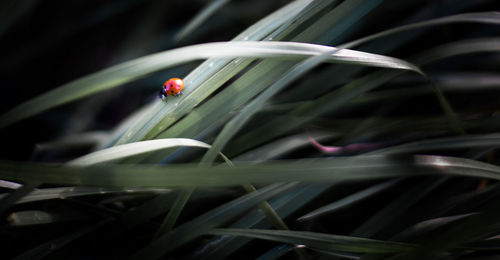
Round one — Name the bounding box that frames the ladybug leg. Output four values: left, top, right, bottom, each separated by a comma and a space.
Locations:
175, 91, 183, 97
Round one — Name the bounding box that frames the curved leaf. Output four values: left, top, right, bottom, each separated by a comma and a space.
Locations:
67, 138, 211, 166
0, 41, 418, 129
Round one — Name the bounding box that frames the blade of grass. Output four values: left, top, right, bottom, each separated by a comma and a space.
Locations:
294, 0, 384, 44
220, 155, 290, 231
341, 12, 500, 49
116, 48, 417, 148
391, 213, 477, 243
0, 182, 39, 216
0, 41, 417, 129
155, 187, 194, 236
35, 131, 110, 151
207, 228, 415, 253
151, 46, 422, 164
412, 37, 500, 65
13, 219, 112, 260
256, 244, 295, 260
67, 138, 211, 166
0, 0, 38, 38
2, 155, 500, 187
351, 177, 448, 239
110, 193, 176, 233
1, 186, 171, 204
124, 46, 421, 149
233, 132, 337, 162
8, 209, 91, 226
267, 0, 339, 41
0, 180, 22, 189
371, 133, 500, 155
175, 0, 231, 42
297, 179, 400, 221
388, 198, 500, 260
132, 182, 298, 260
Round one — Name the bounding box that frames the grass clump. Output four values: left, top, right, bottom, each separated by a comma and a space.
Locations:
1, 0, 500, 259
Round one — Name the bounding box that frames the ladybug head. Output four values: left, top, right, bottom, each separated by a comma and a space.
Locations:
158, 89, 167, 101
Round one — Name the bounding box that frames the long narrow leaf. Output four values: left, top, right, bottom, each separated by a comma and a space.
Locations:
175, 0, 231, 42
1, 155, 500, 187
67, 138, 211, 166
207, 228, 415, 253
0, 42, 418, 129
297, 179, 400, 221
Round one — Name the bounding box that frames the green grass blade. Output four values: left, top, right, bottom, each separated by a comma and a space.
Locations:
231, 0, 314, 42
175, 0, 231, 42
0, 182, 38, 216
155, 187, 194, 237
13, 219, 111, 260
207, 228, 415, 253
67, 138, 211, 166
234, 132, 336, 162
132, 182, 298, 260
372, 134, 500, 155
413, 37, 500, 65
35, 131, 110, 151
389, 199, 500, 259
3, 155, 500, 187
1, 186, 171, 204
351, 177, 447, 238
111, 193, 176, 232
341, 12, 500, 49
392, 213, 476, 243
297, 179, 400, 221
8, 209, 91, 226
294, 0, 384, 44
2, 40, 420, 130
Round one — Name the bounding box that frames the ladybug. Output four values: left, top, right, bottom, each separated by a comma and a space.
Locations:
159, 78, 184, 101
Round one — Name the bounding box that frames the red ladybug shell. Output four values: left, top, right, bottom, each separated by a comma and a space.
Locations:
162, 78, 184, 96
